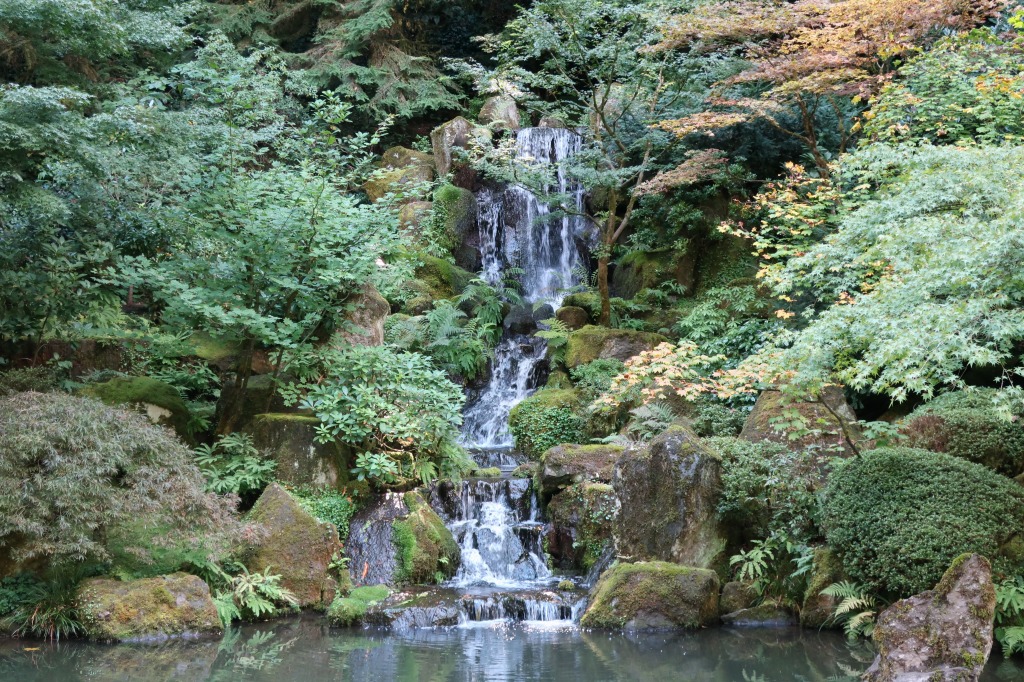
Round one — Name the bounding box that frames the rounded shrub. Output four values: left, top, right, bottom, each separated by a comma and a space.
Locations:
822, 447, 1024, 597
900, 389, 1024, 476
508, 389, 587, 459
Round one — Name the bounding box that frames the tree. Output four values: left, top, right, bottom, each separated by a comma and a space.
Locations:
655, 0, 1004, 176
482, 0, 695, 325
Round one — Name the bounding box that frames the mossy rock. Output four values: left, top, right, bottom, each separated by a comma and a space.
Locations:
430, 116, 492, 181
611, 249, 685, 299
478, 95, 520, 131
508, 388, 587, 459
326, 585, 391, 627
432, 184, 477, 256
800, 547, 846, 629
241, 483, 342, 608
555, 306, 590, 331
381, 146, 435, 172
565, 325, 668, 369
417, 255, 474, 300
693, 234, 757, 295
740, 386, 862, 463
398, 201, 433, 242
539, 443, 623, 498
364, 147, 434, 203
216, 374, 295, 432
580, 561, 719, 630
188, 332, 241, 368
392, 492, 461, 585
900, 388, 1024, 476
80, 376, 192, 441
472, 467, 503, 478
719, 581, 758, 615
545, 369, 573, 389
77, 573, 222, 642
547, 482, 617, 572
246, 414, 352, 490
614, 425, 729, 576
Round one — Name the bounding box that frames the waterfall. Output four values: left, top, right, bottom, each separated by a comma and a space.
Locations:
461, 127, 590, 448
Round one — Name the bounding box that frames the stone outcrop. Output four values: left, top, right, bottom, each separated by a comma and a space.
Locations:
398, 201, 433, 242
614, 425, 728, 575
478, 96, 520, 131
800, 547, 845, 629
241, 483, 342, 608
580, 561, 719, 630
77, 573, 222, 642
80, 376, 192, 442
555, 305, 590, 331
740, 386, 862, 461
363, 146, 434, 202
539, 443, 623, 498
430, 116, 491, 187
245, 414, 351, 489
864, 554, 996, 682
719, 581, 758, 615
565, 325, 668, 369
339, 281, 389, 347
547, 482, 617, 572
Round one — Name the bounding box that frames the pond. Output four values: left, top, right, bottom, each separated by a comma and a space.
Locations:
3, 617, 1023, 682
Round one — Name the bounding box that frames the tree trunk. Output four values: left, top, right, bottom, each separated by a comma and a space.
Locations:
597, 255, 611, 326
215, 337, 256, 436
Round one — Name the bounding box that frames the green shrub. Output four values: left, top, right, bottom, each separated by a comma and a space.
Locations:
290, 488, 359, 543
900, 389, 1024, 476
0, 367, 61, 396
711, 437, 822, 543
691, 402, 747, 437
508, 389, 587, 459
194, 433, 276, 501
570, 359, 625, 402
0, 392, 239, 571
823, 447, 1024, 597
0, 570, 85, 641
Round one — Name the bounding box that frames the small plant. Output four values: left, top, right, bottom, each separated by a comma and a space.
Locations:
822, 581, 881, 640
535, 318, 571, 365
195, 433, 276, 499
995, 576, 1024, 657
729, 533, 814, 607
1, 573, 85, 641
213, 567, 299, 625
624, 402, 676, 442
351, 452, 400, 484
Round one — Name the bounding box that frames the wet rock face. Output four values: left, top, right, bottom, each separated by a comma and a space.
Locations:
580, 561, 719, 630
539, 443, 623, 499
864, 554, 996, 682
800, 547, 845, 629
430, 116, 491, 187
346, 493, 410, 587
77, 573, 222, 642
241, 483, 342, 608
547, 482, 617, 572
614, 426, 728, 575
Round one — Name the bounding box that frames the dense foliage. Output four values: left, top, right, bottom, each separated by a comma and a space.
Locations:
823, 447, 1024, 597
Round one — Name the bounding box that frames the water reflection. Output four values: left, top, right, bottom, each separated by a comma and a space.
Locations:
1, 617, 1022, 682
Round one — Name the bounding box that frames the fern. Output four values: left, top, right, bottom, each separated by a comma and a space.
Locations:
536, 318, 570, 364
821, 581, 880, 640
995, 577, 1024, 656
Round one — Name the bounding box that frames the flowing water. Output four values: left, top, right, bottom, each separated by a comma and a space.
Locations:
4, 616, 1023, 681
462, 127, 591, 449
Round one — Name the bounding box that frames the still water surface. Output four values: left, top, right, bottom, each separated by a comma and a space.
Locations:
2, 616, 1023, 682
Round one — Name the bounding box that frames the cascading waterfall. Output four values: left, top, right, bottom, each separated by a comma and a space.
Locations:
461, 127, 591, 449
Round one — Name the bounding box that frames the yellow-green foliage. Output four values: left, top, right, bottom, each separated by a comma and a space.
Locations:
327, 585, 391, 627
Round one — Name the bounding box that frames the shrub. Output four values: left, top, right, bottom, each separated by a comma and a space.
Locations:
900, 389, 1024, 476
290, 488, 359, 544
822, 447, 1024, 597
691, 402, 747, 437
570, 359, 625, 402
0, 392, 240, 571
0, 367, 61, 396
711, 437, 822, 543
195, 433, 276, 501
508, 389, 587, 459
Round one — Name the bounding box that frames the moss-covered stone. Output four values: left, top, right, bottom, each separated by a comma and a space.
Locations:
432, 184, 479, 269
561, 293, 602, 319
363, 146, 434, 203
77, 573, 222, 642
478, 96, 520, 131
539, 443, 623, 498
326, 585, 391, 627
611, 249, 689, 299
547, 482, 617, 572
614, 425, 729, 576
740, 386, 862, 463
215, 373, 295, 432
800, 547, 846, 629
472, 467, 503, 478
80, 376, 192, 441
508, 388, 587, 459
555, 306, 590, 331
398, 201, 433, 242
565, 325, 668, 369
719, 581, 758, 615
241, 483, 342, 608
246, 413, 351, 490
339, 282, 390, 347
900, 389, 1024, 476
721, 603, 797, 627
392, 492, 461, 585
864, 554, 995, 682
580, 561, 719, 630
400, 256, 475, 315
430, 116, 491, 183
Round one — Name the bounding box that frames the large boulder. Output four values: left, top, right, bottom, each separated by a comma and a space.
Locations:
339, 282, 390, 347
327, 585, 391, 627
478, 96, 520, 132
539, 443, 623, 498
547, 482, 617, 572
77, 573, 222, 642
245, 414, 351, 489
580, 561, 719, 630
430, 116, 492, 187
565, 325, 668, 369
398, 201, 433, 242
80, 376, 192, 442
864, 554, 995, 682
740, 386, 862, 461
363, 146, 434, 203
614, 425, 728, 574
241, 483, 342, 608
800, 546, 845, 629
555, 305, 590, 331
719, 581, 758, 615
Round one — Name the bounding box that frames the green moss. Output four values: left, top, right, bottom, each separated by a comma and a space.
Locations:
327, 585, 391, 627
415, 255, 474, 300
565, 325, 667, 369
612, 249, 676, 299
392, 492, 460, 585
80, 376, 191, 440
508, 388, 586, 459
473, 467, 502, 478
431, 184, 477, 253
188, 332, 238, 364
580, 561, 719, 630
561, 293, 602, 319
